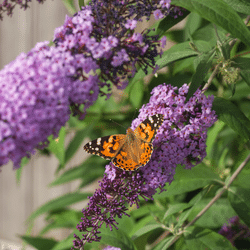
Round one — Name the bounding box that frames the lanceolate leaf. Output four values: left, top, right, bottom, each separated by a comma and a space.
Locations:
171, 0, 250, 47
187, 50, 216, 100
156, 40, 211, 69
228, 187, 250, 228
212, 97, 250, 141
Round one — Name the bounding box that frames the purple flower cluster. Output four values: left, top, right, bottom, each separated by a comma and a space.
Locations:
73, 167, 150, 249
53, 1, 175, 89
0, 0, 180, 169
0, 40, 100, 169
131, 83, 217, 192
219, 216, 250, 246
0, 0, 46, 20
73, 83, 217, 249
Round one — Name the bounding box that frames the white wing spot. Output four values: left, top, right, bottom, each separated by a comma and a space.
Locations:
95, 147, 99, 151
149, 117, 153, 123
97, 138, 102, 145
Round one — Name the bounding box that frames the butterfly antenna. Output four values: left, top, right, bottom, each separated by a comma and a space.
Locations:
109, 108, 139, 130
109, 119, 127, 129
132, 108, 139, 120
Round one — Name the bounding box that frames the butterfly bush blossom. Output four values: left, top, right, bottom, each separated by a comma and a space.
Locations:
0, 0, 182, 169
73, 83, 217, 249
0, 0, 46, 20
219, 216, 250, 246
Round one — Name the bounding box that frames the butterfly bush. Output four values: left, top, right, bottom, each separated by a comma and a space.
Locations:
0, 0, 46, 20
0, 0, 183, 169
131, 83, 217, 191
218, 216, 250, 246
73, 83, 217, 249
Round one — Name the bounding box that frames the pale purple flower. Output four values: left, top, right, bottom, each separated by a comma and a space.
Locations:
131, 33, 143, 44
160, 36, 167, 48
105, 165, 116, 181
124, 19, 137, 30
103, 246, 121, 250
154, 9, 164, 20
160, 0, 171, 9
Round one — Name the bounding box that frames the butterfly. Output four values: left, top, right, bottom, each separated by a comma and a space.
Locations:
84, 114, 164, 171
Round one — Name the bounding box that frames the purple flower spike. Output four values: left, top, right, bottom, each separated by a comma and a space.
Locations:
219, 216, 250, 246
130, 83, 217, 193
73, 84, 217, 249
0, 40, 100, 169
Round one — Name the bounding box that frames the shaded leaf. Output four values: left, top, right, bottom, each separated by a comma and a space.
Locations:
171, 0, 250, 47
228, 186, 250, 227
212, 97, 250, 141
154, 165, 220, 198
28, 192, 91, 221
21, 236, 58, 250
184, 226, 236, 250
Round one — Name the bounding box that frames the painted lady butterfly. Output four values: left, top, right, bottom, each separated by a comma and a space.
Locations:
84, 114, 164, 171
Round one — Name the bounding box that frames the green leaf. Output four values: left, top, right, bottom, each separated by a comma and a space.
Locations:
78, 0, 85, 8
48, 126, 65, 165
156, 41, 200, 68
233, 56, 250, 71
241, 70, 250, 87
21, 236, 58, 250
187, 50, 216, 100
185, 12, 203, 37
172, 57, 195, 75
99, 227, 135, 250
154, 165, 220, 198
192, 23, 227, 46
28, 192, 91, 221
184, 227, 236, 250
212, 97, 250, 141
130, 41, 210, 87
157, 40, 212, 68
222, 0, 250, 14
132, 223, 162, 239
152, 237, 175, 250
228, 186, 250, 227
163, 203, 191, 221
40, 210, 81, 234
62, 0, 77, 15
188, 198, 236, 228
51, 232, 78, 250
130, 215, 155, 237
129, 79, 144, 108
64, 122, 96, 164
206, 120, 225, 157
177, 189, 207, 227
115, 214, 136, 237
130, 204, 161, 219
50, 157, 104, 186
16, 157, 30, 183
171, 0, 250, 47
232, 168, 250, 189
156, 11, 190, 37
